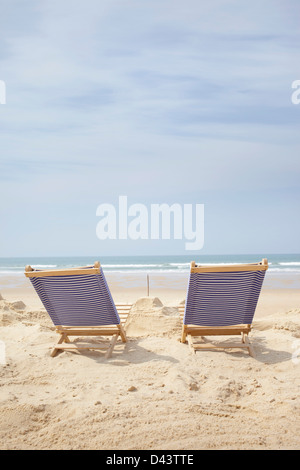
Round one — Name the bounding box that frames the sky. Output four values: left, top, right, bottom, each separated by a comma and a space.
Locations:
0, 0, 299, 257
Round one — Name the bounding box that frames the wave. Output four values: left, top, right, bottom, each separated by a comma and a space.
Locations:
169, 262, 190, 266
0, 264, 58, 269
105, 269, 190, 273
0, 270, 24, 274
31, 265, 58, 268
278, 262, 300, 266
1, 258, 300, 275
268, 268, 300, 272
102, 264, 164, 268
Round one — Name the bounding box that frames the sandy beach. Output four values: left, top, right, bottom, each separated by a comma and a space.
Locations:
0, 272, 300, 450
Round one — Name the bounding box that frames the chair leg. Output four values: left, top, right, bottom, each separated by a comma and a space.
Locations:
244, 334, 254, 357
118, 324, 127, 342
105, 334, 119, 359
51, 332, 68, 357
187, 335, 196, 354
181, 325, 187, 343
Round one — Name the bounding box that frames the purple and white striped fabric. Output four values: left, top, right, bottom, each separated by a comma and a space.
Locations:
183, 270, 266, 327
29, 267, 120, 326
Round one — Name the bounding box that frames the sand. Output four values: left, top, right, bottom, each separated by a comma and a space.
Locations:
0, 274, 300, 450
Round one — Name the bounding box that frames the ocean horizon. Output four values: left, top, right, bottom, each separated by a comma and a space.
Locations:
0, 253, 300, 275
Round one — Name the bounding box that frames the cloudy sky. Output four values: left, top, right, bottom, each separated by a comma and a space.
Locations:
0, 0, 299, 257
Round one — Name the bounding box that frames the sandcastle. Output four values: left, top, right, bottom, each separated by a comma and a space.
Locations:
124, 296, 182, 337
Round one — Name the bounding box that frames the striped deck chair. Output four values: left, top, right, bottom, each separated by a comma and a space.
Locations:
24, 261, 131, 358
179, 259, 268, 356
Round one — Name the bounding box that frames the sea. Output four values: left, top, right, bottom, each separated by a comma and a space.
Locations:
0, 253, 299, 274
0, 253, 299, 289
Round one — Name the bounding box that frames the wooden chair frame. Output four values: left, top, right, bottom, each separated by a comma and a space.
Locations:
25, 262, 131, 358
180, 259, 268, 356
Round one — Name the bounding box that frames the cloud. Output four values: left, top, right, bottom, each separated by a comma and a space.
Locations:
0, 0, 299, 255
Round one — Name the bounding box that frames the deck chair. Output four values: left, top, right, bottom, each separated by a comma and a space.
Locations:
24, 261, 131, 358
179, 259, 268, 356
